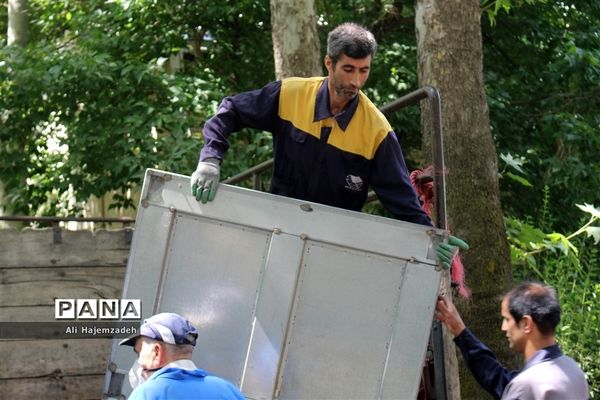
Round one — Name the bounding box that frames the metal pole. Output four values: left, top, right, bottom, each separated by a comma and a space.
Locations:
380, 86, 449, 400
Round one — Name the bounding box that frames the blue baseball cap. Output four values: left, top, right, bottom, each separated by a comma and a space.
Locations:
119, 312, 198, 347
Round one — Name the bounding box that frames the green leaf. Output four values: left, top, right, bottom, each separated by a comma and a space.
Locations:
505, 172, 533, 187
546, 232, 578, 256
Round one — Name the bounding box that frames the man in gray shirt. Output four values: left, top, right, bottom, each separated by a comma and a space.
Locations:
436, 281, 589, 399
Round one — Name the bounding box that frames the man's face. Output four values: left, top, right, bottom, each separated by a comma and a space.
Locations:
325, 54, 372, 101
134, 336, 162, 379
501, 297, 526, 353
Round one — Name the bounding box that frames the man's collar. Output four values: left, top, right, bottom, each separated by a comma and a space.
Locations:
163, 359, 197, 371
313, 78, 359, 131
523, 343, 562, 371
146, 359, 199, 381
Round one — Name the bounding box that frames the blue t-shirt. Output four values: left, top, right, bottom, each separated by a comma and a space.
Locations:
129, 367, 244, 400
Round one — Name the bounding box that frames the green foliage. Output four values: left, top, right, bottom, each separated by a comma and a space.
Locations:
482, 0, 546, 26
1, 0, 273, 215
0, 41, 220, 214
0, 5, 6, 45
485, 0, 600, 233
507, 202, 600, 397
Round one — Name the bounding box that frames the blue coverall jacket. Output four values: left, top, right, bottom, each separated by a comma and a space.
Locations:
200, 77, 432, 226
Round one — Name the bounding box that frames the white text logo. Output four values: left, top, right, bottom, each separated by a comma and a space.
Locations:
344, 174, 364, 191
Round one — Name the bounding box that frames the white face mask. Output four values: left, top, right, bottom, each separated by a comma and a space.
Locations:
128, 360, 146, 390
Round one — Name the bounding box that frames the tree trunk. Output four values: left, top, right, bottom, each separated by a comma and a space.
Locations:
270, 0, 321, 79
415, 1, 516, 399
8, 0, 29, 47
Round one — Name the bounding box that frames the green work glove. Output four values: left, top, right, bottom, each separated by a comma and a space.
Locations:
190, 158, 220, 203
437, 235, 469, 270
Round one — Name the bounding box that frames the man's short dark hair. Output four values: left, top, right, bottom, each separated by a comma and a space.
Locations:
327, 22, 377, 65
507, 282, 561, 336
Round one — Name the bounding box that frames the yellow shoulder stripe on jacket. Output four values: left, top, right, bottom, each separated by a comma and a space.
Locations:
279, 77, 323, 140
279, 78, 391, 160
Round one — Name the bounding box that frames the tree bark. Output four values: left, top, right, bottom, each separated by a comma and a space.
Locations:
8, 0, 29, 47
270, 0, 321, 79
415, 1, 516, 398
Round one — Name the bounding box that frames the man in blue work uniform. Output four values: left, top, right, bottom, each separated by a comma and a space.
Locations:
192, 22, 429, 224
191, 22, 466, 265
120, 312, 245, 400
435, 282, 589, 399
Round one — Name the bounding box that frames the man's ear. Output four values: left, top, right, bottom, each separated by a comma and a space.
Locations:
521, 315, 534, 334
324, 55, 333, 72
152, 342, 162, 357
153, 342, 170, 366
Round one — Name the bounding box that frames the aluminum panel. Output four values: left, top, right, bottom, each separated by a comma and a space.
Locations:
159, 213, 272, 383
104, 201, 176, 398
380, 263, 441, 399
276, 241, 414, 399
104, 169, 445, 400
241, 233, 305, 399
145, 171, 440, 263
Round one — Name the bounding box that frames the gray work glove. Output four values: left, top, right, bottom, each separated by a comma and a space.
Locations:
190, 158, 220, 203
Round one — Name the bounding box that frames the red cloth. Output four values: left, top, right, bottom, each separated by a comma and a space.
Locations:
410, 168, 470, 299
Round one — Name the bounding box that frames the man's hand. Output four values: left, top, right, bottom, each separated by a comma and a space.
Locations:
190, 158, 220, 203
435, 295, 466, 337
436, 235, 469, 270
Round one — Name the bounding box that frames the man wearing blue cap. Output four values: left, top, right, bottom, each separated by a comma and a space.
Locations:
120, 312, 244, 400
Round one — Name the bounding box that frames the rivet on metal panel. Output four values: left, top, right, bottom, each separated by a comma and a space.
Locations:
408, 256, 417, 263
141, 199, 149, 208
300, 233, 309, 240
273, 228, 282, 235
169, 205, 176, 213
300, 203, 313, 212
